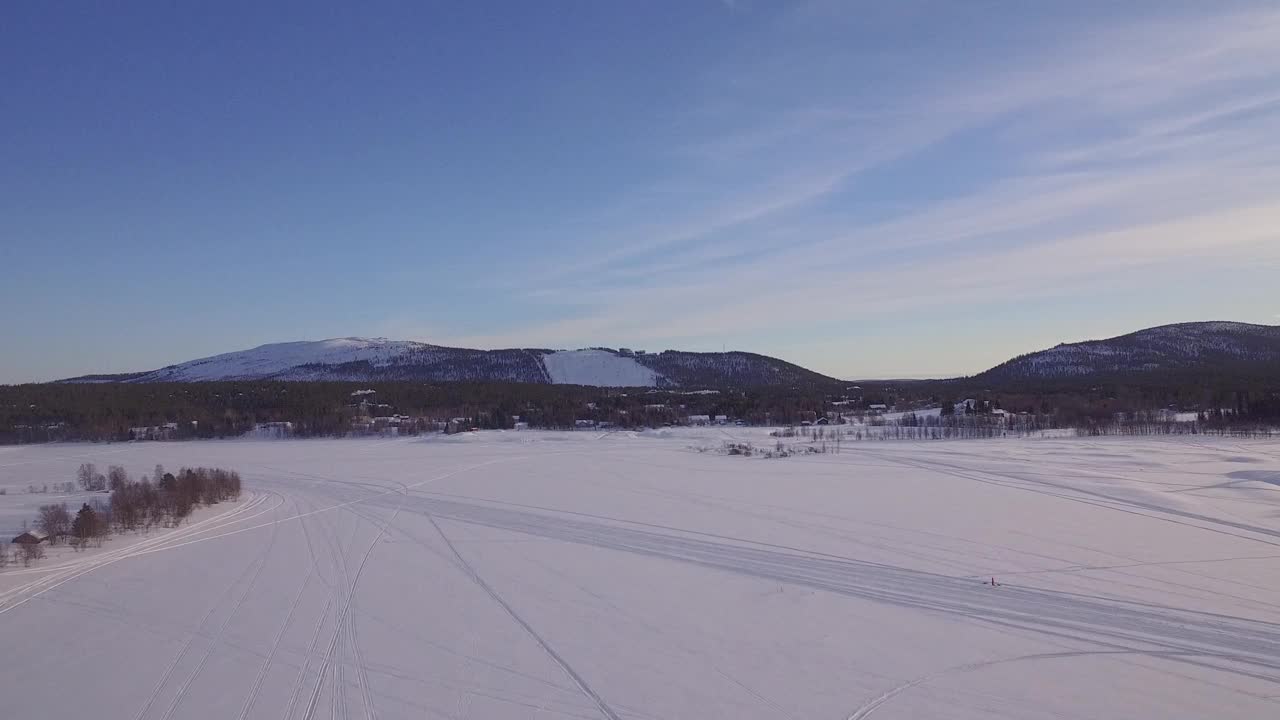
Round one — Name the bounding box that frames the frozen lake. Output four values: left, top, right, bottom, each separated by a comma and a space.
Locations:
2, 430, 1279, 719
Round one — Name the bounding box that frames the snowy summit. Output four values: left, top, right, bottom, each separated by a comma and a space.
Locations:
74, 338, 839, 388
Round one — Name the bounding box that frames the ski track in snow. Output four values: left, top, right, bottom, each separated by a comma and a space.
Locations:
2, 432, 1280, 719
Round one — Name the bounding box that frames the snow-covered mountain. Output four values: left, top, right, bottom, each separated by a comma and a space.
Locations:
977, 322, 1280, 381
67, 339, 840, 388
126, 339, 551, 384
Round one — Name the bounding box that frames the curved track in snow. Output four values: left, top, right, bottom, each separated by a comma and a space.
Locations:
2, 433, 1279, 719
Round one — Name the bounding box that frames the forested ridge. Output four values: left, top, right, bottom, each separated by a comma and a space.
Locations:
3, 364, 1279, 444
976, 322, 1280, 381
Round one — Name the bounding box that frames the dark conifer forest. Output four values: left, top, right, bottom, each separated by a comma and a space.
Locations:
3, 366, 1278, 444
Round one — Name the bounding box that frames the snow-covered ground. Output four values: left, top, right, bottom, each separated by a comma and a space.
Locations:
541, 349, 663, 387
2, 431, 1279, 719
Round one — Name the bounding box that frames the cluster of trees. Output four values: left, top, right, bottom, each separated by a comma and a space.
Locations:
1, 500, 112, 567
3, 369, 1279, 446
850, 373, 1280, 430
779, 408, 1278, 442
703, 441, 832, 459
19, 482, 77, 494
775, 416, 1045, 442
31, 501, 110, 553
1199, 392, 1280, 427
4, 463, 243, 569
1, 381, 844, 442
1, 381, 610, 442
76, 462, 116, 491
107, 464, 242, 531
1078, 412, 1277, 438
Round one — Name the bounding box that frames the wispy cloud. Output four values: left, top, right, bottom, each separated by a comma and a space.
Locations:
420, 4, 1280, 372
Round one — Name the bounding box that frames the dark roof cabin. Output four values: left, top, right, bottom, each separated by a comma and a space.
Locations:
12, 530, 48, 545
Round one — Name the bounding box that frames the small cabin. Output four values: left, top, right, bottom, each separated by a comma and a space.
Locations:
12, 530, 48, 545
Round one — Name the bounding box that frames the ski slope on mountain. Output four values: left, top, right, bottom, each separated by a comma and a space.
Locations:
80, 338, 838, 387
2, 433, 1279, 719
540, 349, 664, 387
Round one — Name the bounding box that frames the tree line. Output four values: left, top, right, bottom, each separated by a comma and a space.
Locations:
1, 381, 845, 441
3, 463, 243, 568
3, 372, 1278, 445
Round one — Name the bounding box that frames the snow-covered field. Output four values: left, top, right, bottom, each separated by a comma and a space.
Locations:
2, 431, 1279, 719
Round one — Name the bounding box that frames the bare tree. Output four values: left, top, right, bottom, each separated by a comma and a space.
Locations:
107, 465, 130, 493
77, 463, 97, 491
90, 498, 112, 546
20, 542, 45, 567
37, 503, 72, 543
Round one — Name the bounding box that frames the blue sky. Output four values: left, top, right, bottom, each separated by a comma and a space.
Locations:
3, 1, 1279, 383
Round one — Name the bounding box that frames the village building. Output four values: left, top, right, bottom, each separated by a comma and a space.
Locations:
12, 530, 48, 545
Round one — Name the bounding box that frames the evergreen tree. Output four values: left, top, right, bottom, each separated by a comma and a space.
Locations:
72, 503, 98, 542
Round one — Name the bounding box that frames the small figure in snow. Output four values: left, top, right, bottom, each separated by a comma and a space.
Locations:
987, 577, 1001, 587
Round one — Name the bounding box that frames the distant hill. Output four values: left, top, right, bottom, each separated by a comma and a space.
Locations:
976, 322, 1280, 381
635, 350, 837, 388
61, 338, 842, 389
56, 322, 1280, 390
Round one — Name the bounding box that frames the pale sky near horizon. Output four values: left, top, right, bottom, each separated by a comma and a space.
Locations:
3, 1, 1279, 384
